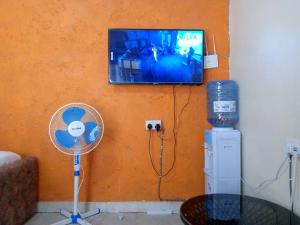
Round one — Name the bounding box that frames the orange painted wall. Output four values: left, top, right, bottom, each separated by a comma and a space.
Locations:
0, 0, 228, 201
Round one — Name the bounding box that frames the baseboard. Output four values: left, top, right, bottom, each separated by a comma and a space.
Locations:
38, 201, 183, 214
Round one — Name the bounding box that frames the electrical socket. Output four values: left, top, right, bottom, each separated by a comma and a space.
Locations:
286, 140, 300, 156
145, 120, 162, 131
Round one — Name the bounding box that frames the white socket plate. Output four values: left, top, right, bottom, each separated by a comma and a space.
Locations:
145, 120, 162, 130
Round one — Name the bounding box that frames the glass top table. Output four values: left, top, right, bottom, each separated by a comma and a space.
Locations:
180, 194, 300, 225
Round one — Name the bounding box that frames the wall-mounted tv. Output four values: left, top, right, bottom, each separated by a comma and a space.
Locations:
108, 29, 204, 85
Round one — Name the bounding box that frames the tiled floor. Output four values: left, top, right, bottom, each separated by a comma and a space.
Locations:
25, 212, 183, 225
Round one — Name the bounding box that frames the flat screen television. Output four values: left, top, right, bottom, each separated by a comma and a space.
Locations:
108, 29, 204, 85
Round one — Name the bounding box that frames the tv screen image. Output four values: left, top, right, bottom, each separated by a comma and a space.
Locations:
108, 29, 204, 84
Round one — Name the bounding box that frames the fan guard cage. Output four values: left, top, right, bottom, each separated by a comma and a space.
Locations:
49, 103, 104, 155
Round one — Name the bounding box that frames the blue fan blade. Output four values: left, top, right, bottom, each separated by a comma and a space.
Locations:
62, 107, 86, 125
83, 122, 100, 145
55, 130, 77, 149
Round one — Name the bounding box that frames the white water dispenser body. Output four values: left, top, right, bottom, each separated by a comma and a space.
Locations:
204, 128, 241, 195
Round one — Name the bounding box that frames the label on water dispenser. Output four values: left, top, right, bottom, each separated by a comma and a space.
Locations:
213, 101, 236, 112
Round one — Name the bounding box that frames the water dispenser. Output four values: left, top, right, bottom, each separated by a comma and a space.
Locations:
204, 80, 241, 195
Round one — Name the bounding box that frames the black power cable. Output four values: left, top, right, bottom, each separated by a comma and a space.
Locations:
289, 154, 294, 213
148, 131, 160, 176
161, 85, 192, 177
147, 85, 192, 201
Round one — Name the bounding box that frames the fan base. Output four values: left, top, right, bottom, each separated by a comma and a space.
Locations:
51, 208, 101, 225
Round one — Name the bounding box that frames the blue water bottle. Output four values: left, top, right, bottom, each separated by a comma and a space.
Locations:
206, 80, 239, 128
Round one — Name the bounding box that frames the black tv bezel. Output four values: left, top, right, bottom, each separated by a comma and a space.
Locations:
108, 28, 205, 85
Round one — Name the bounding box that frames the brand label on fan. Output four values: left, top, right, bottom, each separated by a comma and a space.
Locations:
213, 101, 236, 113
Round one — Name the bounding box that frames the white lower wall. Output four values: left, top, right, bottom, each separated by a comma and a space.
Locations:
230, 0, 300, 215
37, 201, 182, 214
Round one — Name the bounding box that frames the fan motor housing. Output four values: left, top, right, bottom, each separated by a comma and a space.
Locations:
68, 121, 85, 137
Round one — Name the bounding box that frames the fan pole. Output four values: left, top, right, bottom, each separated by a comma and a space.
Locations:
73, 154, 80, 217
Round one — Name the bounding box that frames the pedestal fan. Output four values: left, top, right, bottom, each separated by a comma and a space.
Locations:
49, 103, 104, 225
